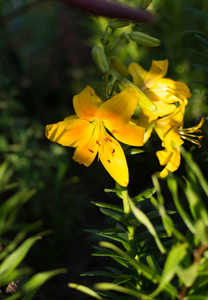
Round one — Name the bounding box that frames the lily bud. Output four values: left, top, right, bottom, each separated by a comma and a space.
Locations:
91, 46, 109, 74
139, 0, 152, 9
129, 32, 161, 47
109, 19, 129, 29
110, 56, 129, 76
118, 78, 157, 112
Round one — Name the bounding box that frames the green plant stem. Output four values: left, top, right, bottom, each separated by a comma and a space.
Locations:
104, 73, 109, 99
179, 243, 207, 300
122, 190, 135, 242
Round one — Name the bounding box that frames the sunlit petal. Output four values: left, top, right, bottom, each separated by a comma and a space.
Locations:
112, 122, 145, 146
96, 87, 138, 130
158, 78, 192, 99
45, 118, 93, 147
73, 86, 102, 121
73, 141, 98, 167
98, 134, 129, 187
128, 62, 147, 87
143, 60, 168, 89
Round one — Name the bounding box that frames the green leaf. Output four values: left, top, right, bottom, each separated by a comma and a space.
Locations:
176, 263, 199, 287
92, 202, 124, 213
0, 161, 13, 192
125, 148, 144, 155
149, 243, 187, 298
81, 271, 115, 278
129, 199, 166, 254
0, 221, 42, 260
69, 283, 103, 299
146, 256, 162, 275
185, 7, 208, 22
99, 208, 124, 222
195, 219, 208, 245
195, 35, 208, 47
0, 189, 36, 232
167, 174, 195, 234
94, 282, 154, 299
22, 269, 67, 300
0, 235, 41, 285
181, 148, 208, 197
132, 187, 156, 203
193, 64, 208, 72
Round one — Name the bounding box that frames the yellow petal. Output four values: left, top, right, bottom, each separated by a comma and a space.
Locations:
98, 134, 129, 187
96, 87, 138, 131
144, 91, 176, 117
73, 141, 98, 167
112, 122, 145, 146
143, 60, 168, 89
157, 148, 181, 177
158, 78, 191, 99
156, 148, 172, 166
73, 86, 102, 122
45, 118, 93, 147
128, 62, 147, 87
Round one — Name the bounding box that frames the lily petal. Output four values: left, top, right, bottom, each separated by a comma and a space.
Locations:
73, 141, 98, 167
143, 60, 168, 89
158, 78, 192, 99
96, 87, 138, 131
98, 134, 129, 187
112, 122, 145, 146
157, 147, 181, 177
45, 118, 93, 147
128, 62, 147, 87
73, 86, 102, 122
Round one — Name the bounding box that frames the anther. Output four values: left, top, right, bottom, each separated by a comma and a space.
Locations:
107, 159, 111, 163
96, 141, 101, 146
88, 149, 94, 153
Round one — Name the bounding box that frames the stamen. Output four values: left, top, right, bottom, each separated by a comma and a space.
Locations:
112, 149, 115, 155
107, 159, 111, 163
88, 149, 94, 153
96, 141, 101, 146
104, 137, 112, 142
181, 136, 201, 147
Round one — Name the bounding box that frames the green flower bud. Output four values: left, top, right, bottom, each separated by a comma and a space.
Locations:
129, 32, 161, 47
91, 46, 109, 74
109, 19, 129, 30
110, 56, 129, 76
139, 0, 152, 9
118, 78, 157, 112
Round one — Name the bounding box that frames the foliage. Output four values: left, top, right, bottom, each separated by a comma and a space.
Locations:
70, 148, 208, 299
0, 0, 208, 299
0, 161, 66, 299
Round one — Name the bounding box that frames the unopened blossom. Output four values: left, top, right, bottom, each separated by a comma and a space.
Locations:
45, 86, 145, 186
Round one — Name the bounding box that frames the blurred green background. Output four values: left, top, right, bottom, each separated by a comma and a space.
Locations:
0, 0, 208, 299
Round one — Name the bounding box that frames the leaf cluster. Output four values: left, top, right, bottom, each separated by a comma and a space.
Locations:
70, 148, 208, 299
0, 161, 66, 299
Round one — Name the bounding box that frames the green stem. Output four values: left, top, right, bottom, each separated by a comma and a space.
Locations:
104, 73, 109, 99
122, 190, 135, 242
107, 36, 125, 58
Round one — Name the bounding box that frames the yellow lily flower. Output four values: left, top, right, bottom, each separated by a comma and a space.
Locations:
128, 59, 191, 117
128, 59, 191, 144
45, 86, 145, 187
153, 106, 205, 177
